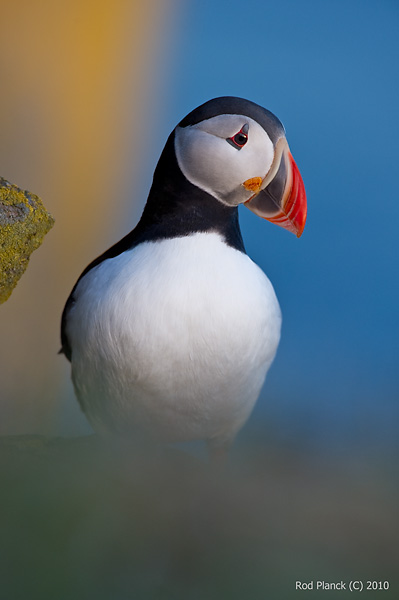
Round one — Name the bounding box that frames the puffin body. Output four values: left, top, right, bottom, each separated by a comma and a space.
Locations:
66, 233, 281, 447
61, 97, 307, 454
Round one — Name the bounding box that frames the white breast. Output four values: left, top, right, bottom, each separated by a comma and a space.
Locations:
66, 232, 282, 445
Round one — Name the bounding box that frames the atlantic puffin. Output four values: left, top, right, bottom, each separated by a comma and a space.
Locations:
61, 96, 307, 458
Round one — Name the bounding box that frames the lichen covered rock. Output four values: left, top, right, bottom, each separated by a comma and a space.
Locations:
0, 177, 54, 303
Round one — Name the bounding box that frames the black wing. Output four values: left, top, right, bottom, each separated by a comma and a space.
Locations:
59, 227, 144, 361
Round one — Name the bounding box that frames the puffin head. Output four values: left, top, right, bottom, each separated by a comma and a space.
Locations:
174, 96, 307, 237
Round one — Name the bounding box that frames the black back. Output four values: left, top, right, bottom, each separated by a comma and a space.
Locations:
60, 128, 246, 360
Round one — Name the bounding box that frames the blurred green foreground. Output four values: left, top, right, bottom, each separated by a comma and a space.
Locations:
0, 434, 397, 600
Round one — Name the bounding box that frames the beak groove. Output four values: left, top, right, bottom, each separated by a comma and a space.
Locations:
245, 140, 307, 238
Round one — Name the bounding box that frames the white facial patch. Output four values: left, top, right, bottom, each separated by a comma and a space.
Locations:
174, 114, 275, 206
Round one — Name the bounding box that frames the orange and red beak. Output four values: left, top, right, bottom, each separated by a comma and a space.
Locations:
244, 139, 307, 238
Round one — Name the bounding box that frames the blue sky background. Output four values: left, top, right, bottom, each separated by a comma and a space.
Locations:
129, 0, 399, 453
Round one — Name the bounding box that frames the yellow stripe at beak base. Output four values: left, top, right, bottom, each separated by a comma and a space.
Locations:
243, 177, 263, 193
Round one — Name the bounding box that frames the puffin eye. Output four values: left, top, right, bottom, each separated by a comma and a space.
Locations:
227, 123, 249, 150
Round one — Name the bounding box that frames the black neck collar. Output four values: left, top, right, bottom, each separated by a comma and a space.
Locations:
73, 132, 246, 280
129, 131, 245, 252
61, 131, 246, 360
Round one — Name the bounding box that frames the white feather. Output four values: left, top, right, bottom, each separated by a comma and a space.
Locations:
66, 232, 281, 445
175, 114, 274, 206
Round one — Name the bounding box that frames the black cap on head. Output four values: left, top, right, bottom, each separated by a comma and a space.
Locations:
178, 96, 285, 146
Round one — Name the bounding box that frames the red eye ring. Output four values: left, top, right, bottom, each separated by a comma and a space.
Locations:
227, 124, 249, 150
